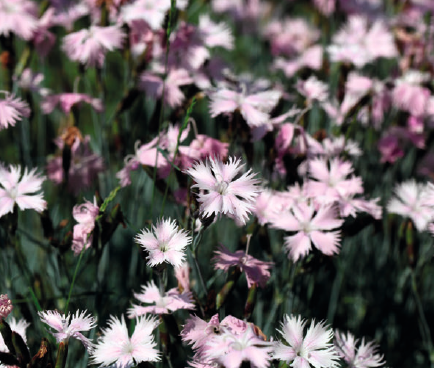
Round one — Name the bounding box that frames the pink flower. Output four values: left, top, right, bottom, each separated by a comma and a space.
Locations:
209, 83, 281, 128
185, 157, 261, 225
334, 330, 385, 368
0, 164, 46, 218
313, 0, 336, 15
135, 218, 191, 269
377, 135, 404, 164
274, 315, 339, 368
253, 189, 294, 225
271, 202, 343, 261
38, 310, 96, 351
297, 76, 329, 103
128, 281, 195, 317
41, 93, 103, 114
175, 261, 190, 292
90, 315, 160, 368
0, 0, 38, 40
387, 180, 434, 231
198, 15, 234, 49
0, 93, 31, 130
213, 244, 273, 288
274, 45, 323, 78
189, 135, 229, 161
0, 294, 13, 321
0, 317, 30, 355
72, 197, 99, 256
62, 25, 125, 68
15, 69, 50, 96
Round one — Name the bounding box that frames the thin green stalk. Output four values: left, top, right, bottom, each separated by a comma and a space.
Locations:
64, 250, 85, 313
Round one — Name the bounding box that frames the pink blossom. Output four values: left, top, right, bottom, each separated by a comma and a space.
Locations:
334, 330, 385, 368
185, 157, 261, 225
0, 317, 30, 357
387, 180, 434, 231
253, 189, 294, 226
189, 135, 229, 161
38, 310, 96, 351
274, 45, 323, 78
297, 76, 329, 103
271, 202, 343, 261
313, 0, 336, 15
62, 25, 125, 68
32, 7, 56, 57
42, 93, 103, 114
15, 69, 50, 96
46, 135, 104, 194
49, 2, 89, 31
0, 295, 12, 321
198, 15, 234, 50
90, 315, 160, 368
377, 135, 404, 164
0, 0, 38, 40
128, 281, 195, 317
274, 315, 339, 368
213, 244, 273, 288
135, 218, 191, 269
0, 164, 46, 218
0, 93, 31, 130
72, 197, 99, 256
175, 261, 190, 292
338, 195, 382, 220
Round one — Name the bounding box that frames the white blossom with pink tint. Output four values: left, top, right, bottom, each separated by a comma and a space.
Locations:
297, 76, 329, 103
0, 316, 30, 363
186, 157, 261, 225
90, 315, 160, 368
0, 93, 31, 130
387, 180, 434, 231
135, 218, 191, 269
334, 330, 385, 368
128, 281, 195, 317
62, 25, 125, 68
38, 310, 96, 351
0, 0, 38, 40
199, 15, 234, 50
274, 315, 339, 368
41, 93, 103, 114
0, 164, 46, 218
0, 295, 12, 321
274, 45, 323, 78
213, 244, 273, 288
271, 202, 343, 261
16, 69, 50, 96
72, 197, 99, 256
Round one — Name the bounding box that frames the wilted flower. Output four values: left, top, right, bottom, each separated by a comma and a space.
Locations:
0, 294, 13, 321
135, 218, 191, 269
0, 164, 46, 218
185, 157, 261, 225
274, 315, 339, 368
0, 93, 31, 130
90, 315, 160, 368
38, 310, 97, 351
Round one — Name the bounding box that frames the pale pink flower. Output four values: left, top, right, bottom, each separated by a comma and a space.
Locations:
253, 189, 294, 226
0, 317, 30, 357
72, 197, 99, 256
185, 157, 261, 225
0, 0, 38, 40
0, 295, 12, 321
90, 315, 160, 368
46, 135, 104, 194
38, 310, 96, 351
205, 324, 273, 368
198, 15, 234, 50
0, 93, 31, 130
175, 261, 190, 292
274, 45, 323, 78
0, 164, 46, 218
313, 0, 336, 15
189, 135, 229, 161
297, 76, 329, 103
387, 180, 434, 231
42, 93, 103, 114
32, 7, 56, 57
334, 330, 385, 368
62, 25, 125, 68
274, 315, 339, 368
128, 281, 195, 317
135, 218, 191, 269
213, 244, 273, 288
15, 69, 50, 96
271, 202, 343, 261
181, 314, 221, 351
49, 2, 89, 31
338, 195, 382, 220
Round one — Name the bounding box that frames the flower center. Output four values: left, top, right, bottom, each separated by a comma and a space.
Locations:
215, 180, 229, 195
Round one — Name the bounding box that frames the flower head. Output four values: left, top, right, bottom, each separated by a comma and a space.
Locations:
38, 310, 97, 351
0, 295, 13, 321
0, 164, 46, 218
135, 218, 191, 269
91, 315, 160, 368
0, 93, 31, 130
0, 0, 38, 40
72, 197, 100, 256
274, 315, 339, 368
186, 157, 261, 225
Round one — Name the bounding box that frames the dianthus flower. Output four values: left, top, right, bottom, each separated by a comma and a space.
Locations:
334, 330, 385, 368
38, 310, 96, 351
41, 93, 103, 114
0, 93, 31, 130
135, 218, 191, 269
0, 317, 30, 361
213, 244, 273, 288
0, 164, 46, 218
90, 315, 160, 368
128, 281, 195, 317
274, 315, 339, 368
72, 197, 100, 255
185, 157, 261, 225
0, 0, 38, 40
0, 294, 13, 321
62, 25, 125, 68
271, 202, 343, 261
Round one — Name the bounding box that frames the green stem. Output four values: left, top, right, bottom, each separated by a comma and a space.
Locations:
64, 250, 85, 313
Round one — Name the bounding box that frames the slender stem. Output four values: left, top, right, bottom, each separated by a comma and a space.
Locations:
64, 249, 85, 313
